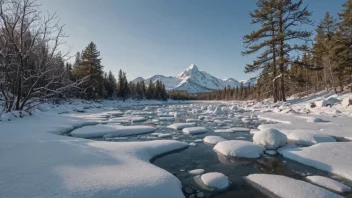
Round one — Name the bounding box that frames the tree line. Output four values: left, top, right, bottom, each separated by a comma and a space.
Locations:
241, 0, 352, 102
0, 0, 168, 112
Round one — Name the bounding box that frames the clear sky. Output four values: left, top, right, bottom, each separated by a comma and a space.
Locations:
38, 0, 345, 81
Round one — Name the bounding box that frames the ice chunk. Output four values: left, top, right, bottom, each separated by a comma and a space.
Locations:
167, 123, 196, 130
194, 139, 203, 143
306, 176, 351, 193
229, 127, 250, 132
200, 172, 230, 190
246, 174, 343, 198
131, 116, 147, 122
287, 130, 336, 146
158, 133, 172, 138
182, 127, 208, 134
203, 136, 226, 145
70, 125, 156, 138
214, 140, 265, 158
189, 169, 205, 175
214, 129, 234, 133
253, 128, 287, 149
189, 142, 197, 147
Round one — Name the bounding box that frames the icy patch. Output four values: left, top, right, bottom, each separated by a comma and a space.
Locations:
214, 140, 265, 158
182, 127, 208, 135
70, 125, 156, 138
214, 129, 234, 133
200, 172, 230, 190
167, 123, 196, 130
287, 131, 336, 146
253, 128, 287, 149
246, 174, 343, 198
203, 136, 226, 145
131, 116, 147, 122
306, 176, 351, 193
158, 133, 172, 138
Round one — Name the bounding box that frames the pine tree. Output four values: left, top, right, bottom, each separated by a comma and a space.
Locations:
242, 0, 279, 102
275, 0, 312, 101
74, 42, 104, 99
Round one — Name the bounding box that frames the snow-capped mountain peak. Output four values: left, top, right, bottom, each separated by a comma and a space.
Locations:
131, 64, 255, 93
176, 64, 199, 78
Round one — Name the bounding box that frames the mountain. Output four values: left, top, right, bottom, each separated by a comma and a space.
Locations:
131, 64, 256, 93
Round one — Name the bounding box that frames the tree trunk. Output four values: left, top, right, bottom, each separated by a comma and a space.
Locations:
278, 10, 286, 102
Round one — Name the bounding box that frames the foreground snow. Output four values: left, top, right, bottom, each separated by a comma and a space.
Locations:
280, 142, 352, 181
246, 174, 343, 198
0, 110, 188, 198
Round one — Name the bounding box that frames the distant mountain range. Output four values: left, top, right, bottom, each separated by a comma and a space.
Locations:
131, 64, 256, 93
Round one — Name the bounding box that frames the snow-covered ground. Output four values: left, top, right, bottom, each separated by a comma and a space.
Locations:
1, 91, 352, 197
0, 100, 190, 198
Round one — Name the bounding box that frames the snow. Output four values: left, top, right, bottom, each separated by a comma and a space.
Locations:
341, 97, 352, 107
212, 107, 224, 115
246, 174, 343, 198
287, 130, 336, 146
200, 172, 230, 190
203, 136, 226, 145
70, 125, 156, 138
281, 142, 352, 181
158, 133, 172, 138
229, 127, 250, 132
214, 128, 234, 133
131, 116, 147, 122
183, 127, 208, 134
167, 122, 196, 130
0, 110, 189, 198
306, 176, 351, 193
213, 140, 265, 158
252, 128, 287, 149
189, 169, 205, 175
189, 142, 197, 147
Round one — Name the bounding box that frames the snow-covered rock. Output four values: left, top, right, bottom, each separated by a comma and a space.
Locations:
214, 140, 265, 158
203, 136, 226, 145
70, 125, 156, 138
246, 174, 343, 198
287, 131, 336, 146
189, 169, 205, 175
306, 176, 351, 193
200, 172, 230, 190
182, 127, 208, 134
167, 123, 196, 130
253, 128, 287, 149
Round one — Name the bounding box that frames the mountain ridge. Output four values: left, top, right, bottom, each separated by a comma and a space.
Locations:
131, 64, 256, 93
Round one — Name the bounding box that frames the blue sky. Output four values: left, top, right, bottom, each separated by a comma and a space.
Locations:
39, 0, 345, 81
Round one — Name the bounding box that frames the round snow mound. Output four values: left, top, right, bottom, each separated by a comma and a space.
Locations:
214, 140, 265, 158
203, 136, 226, 145
200, 172, 230, 190
253, 128, 287, 149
